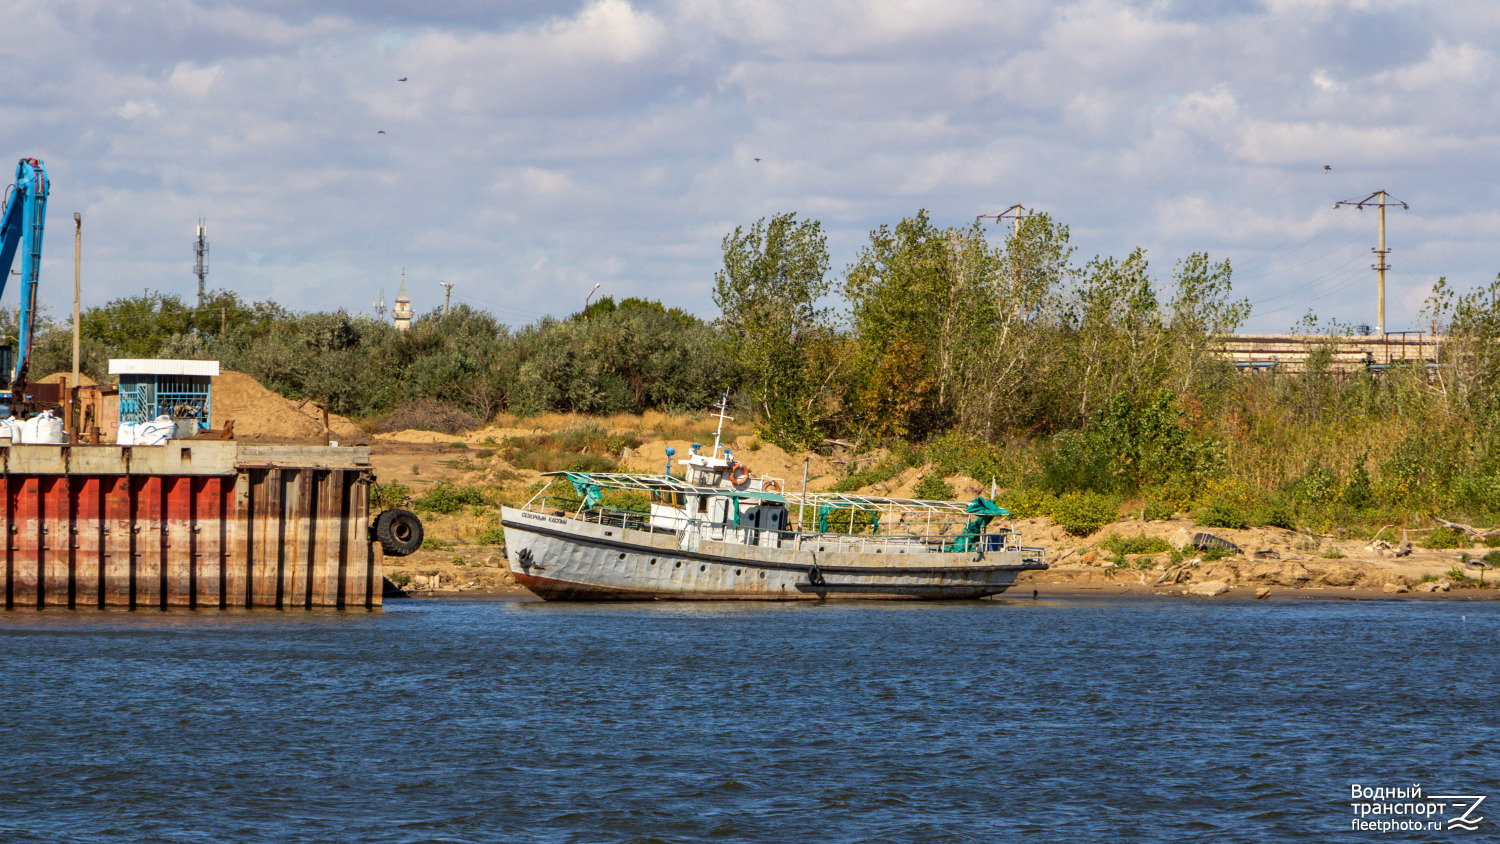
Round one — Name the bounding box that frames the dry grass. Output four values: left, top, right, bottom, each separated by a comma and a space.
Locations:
488, 409, 753, 445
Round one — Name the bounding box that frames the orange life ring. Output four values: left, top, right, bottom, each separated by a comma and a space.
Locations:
729, 464, 749, 486
763, 479, 782, 493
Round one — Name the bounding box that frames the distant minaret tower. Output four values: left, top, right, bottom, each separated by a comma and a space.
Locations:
193, 219, 209, 308
393, 270, 413, 331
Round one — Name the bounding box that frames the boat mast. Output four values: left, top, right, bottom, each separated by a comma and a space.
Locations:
710, 391, 733, 459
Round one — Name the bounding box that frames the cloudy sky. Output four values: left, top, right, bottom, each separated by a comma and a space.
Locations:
5, 0, 1497, 333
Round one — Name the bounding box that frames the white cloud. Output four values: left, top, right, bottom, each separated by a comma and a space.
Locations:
1377, 40, 1493, 91
114, 100, 160, 121
168, 63, 223, 99
1, 0, 1498, 333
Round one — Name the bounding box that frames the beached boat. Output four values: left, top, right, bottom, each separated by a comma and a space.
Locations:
500, 406, 1047, 601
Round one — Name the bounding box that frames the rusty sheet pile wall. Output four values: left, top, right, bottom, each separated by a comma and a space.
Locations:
0, 443, 381, 610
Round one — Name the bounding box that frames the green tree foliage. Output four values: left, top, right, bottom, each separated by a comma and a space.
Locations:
843, 211, 1004, 441
31, 207, 1500, 535
713, 212, 838, 448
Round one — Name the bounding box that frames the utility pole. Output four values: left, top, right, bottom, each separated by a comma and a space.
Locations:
72, 213, 81, 442
977, 203, 1030, 235
1335, 190, 1408, 336
72, 213, 81, 387
438, 280, 453, 316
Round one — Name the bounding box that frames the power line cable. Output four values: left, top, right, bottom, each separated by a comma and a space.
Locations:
1232, 205, 1349, 273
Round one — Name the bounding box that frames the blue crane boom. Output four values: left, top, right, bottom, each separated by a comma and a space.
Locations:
0, 157, 49, 404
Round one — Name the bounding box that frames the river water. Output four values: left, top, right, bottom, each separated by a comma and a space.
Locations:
1, 596, 1495, 842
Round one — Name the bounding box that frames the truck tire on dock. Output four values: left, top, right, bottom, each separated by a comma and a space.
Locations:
374, 508, 423, 557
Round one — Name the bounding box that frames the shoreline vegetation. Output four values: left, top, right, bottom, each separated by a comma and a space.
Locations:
20, 210, 1500, 602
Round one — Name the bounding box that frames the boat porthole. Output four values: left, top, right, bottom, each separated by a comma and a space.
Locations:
675, 561, 682, 568
818, 546, 825, 552
875, 549, 882, 553
759, 572, 765, 579
735, 569, 741, 575
699, 565, 706, 571
649, 558, 657, 565
619, 553, 627, 560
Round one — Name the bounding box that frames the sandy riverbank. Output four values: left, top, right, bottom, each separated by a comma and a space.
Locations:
383, 551, 1498, 602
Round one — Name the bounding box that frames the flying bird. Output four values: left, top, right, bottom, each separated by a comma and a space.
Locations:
754, 157, 761, 162
377, 130, 386, 135
398, 77, 408, 82
1324, 165, 1332, 171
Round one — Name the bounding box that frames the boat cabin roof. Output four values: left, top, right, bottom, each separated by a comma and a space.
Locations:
541, 471, 1009, 516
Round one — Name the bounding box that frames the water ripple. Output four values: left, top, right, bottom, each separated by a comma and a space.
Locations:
1, 599, 1496, 842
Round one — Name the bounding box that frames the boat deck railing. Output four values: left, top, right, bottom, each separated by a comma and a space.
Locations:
522, 496, 1033, 556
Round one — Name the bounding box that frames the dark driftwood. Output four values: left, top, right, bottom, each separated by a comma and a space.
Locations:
1436, 517, 1500, 539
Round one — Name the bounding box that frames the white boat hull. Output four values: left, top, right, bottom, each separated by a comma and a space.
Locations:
501, 506, 1046, 601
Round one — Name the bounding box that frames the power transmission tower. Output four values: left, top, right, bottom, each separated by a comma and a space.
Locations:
193, 219, 209, 309
977, 204, 1031, 234
1335, 190, 1408, 336
438, 280, 453, 316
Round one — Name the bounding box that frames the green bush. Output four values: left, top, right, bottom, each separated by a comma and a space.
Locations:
1484, 550, 1500, 567
1289, 465, 1341, 507
1037, 392, 1226, 497
997, 488, 1058, 519
924, 431, 1006, 485
370, 481, 412, 511
601, 490, 650, 513
1101, 535, 1173, 559
1445, 567, 1486, 588
563, 454, 618, 473
912, 475, 956, 501
1195, 502, 1248, 530
413, 483, 487, 514
1422, 528, 1465, 550
1249, 496, 1296, 530
1141, 500, 1175, 521
477, 525, 504, 545
1051, 491, 1119, 536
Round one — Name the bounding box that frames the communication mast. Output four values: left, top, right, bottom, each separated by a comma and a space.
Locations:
374, 286, 387, 319
193, 219, 209, 308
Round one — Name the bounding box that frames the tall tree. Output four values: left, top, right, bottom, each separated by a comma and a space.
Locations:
843, 211, 1002, 441
713, 213, 836, 448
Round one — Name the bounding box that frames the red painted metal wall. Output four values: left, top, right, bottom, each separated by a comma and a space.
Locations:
1, 467, 379, 610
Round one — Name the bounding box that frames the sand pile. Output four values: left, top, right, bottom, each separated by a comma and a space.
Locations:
38, 372, 100, 387
212, 371, 364, 441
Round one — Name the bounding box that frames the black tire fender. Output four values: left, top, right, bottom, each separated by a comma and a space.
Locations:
374, 508, 424, 557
